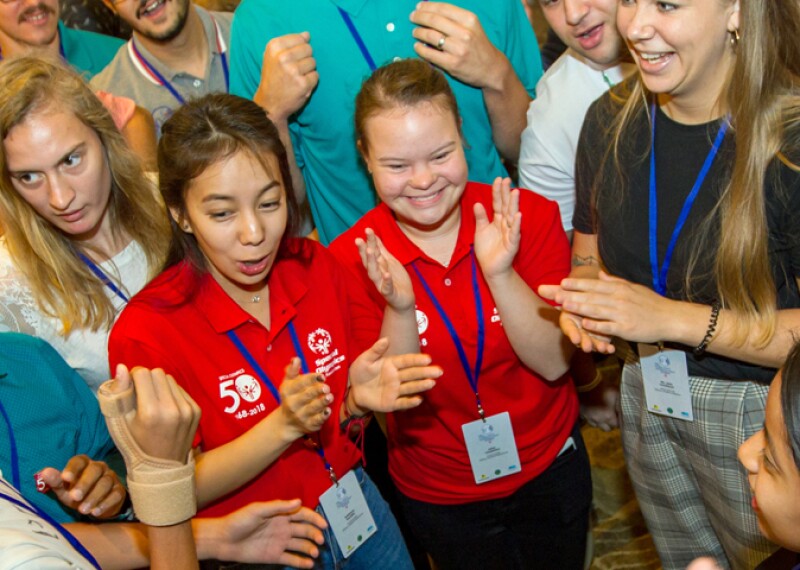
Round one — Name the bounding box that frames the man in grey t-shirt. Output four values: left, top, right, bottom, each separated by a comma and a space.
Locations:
92, 0, 231, 135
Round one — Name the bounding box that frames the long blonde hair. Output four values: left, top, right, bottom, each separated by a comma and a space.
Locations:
0, 57, 170, 332
605, 0, 800, 347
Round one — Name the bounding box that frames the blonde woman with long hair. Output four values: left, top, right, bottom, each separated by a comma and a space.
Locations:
0, 56, 170, 391
539, 1, 800, 569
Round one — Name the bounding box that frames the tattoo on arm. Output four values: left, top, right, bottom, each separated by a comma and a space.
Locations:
572, 254, 599, 267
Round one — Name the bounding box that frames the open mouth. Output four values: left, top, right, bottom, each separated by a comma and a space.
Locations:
237, 255, 270, 276
575, 24, 603, 50
138, 0, 167, 18
19, 5, 53, 25
405, 187, 444, 206
637, 50, 674, 66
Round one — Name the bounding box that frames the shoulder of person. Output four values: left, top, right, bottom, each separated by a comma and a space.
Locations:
88, 43, 133, 90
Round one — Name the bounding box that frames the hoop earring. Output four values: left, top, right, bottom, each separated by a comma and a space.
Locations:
730, 28, 740, 47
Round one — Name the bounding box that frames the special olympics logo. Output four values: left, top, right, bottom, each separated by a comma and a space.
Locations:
307, 328, 333, 355
416, 310, 429, 335
235, 374, 261, 402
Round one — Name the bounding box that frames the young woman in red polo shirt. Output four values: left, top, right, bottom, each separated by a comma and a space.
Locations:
109, 94, 441, 569
328, 59, 591, 570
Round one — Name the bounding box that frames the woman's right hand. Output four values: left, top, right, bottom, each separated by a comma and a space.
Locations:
278, 357, 334, 440
355, 229, 415, 312
539, 284, 615, 354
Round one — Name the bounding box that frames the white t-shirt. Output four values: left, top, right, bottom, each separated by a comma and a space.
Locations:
0, 239, 149, 392
0, 473, 94, 569
519, 49, 635, 232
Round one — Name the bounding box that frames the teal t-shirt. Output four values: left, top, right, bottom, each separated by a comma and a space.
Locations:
59, 21, 123, 80
230, 0, 542, 244
0, 333, 115, 523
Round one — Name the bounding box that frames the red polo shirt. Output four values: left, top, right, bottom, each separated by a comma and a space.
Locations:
109, 239, 361, 516
329, 182, 579, 504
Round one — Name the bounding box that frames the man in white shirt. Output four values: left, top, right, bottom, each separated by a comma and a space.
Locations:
519, 0, 635, 237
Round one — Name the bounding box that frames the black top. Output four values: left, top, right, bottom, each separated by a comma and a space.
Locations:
755, 548, 800, 570
573, 83, 800, 382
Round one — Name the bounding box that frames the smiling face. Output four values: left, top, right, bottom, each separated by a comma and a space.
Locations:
738, 372, 800, 551
178, 149, 288, 304
4, 108, 114, 247
108, 0, 189, 42
617, 0, 739, 120
539, 0, 623, 70
0, 0, 59, 55
361, 99, 468, 239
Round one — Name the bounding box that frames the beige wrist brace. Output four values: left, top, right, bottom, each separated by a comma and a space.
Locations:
97, 379, 197, 526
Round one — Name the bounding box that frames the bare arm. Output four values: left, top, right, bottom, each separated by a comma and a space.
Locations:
121, 106, 158, 172
69, 500, 327, 570
98, 366, 201, 569
569, 231, 602, 279
252, 33, 318, 227
410, 2, 531, 162
474, 179, 572, 379
542, 233, 800, 367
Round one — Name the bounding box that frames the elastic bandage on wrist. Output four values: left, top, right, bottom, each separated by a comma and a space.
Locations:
98, 380, 197, 527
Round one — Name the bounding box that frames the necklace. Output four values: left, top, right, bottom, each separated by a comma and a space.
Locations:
252, 294, 261, 303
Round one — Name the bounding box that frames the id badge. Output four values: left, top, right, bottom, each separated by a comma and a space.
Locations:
461, 411, 522, 484
318, 470, 377, 559
638, 343, 694, 421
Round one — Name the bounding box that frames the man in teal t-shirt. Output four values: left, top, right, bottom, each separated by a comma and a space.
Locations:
230, 0, 542, 244
0, 0, 121, 79
0, 333, 118, 524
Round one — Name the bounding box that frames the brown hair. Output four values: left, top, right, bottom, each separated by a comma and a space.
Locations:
0, 56, 169, 333
605, 0, 800, 347
355, 58, 462, 154
158, 93, 301, 271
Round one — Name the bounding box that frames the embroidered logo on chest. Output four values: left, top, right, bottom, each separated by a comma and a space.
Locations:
218, 368, 266, 418
235, 374, 261, 402
416, 309, 429, 334
307, 328, 333, 355
306, 328, 346, 378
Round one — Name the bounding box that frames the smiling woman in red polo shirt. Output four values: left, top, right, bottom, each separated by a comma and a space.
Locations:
108, 94, 441, 570
328, 59, 590, 570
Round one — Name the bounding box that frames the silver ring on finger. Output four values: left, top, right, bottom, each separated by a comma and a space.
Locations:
436, 35, 446, 50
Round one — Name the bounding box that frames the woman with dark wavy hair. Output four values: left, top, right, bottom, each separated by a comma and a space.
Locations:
110, 93, 440, 569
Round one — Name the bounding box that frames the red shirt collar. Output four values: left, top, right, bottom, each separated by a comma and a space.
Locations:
372, 183, 480, 269
192, 254, 310, 338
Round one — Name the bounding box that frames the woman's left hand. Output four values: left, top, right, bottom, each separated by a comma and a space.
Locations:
348, 338, 442, 414
473, 177, 521, 279
549, 271, 679, 344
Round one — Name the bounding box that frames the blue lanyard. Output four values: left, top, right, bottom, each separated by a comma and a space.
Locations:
0, 396, 19, 490
411, 249, 486, 418
337, 0, 429, 72
78, 253, 129, 303
129, 17, 229, 105
226, 322, 338, 483
0, 486, 101, 569
648, 104, 729, 296
337, 8, 376, 72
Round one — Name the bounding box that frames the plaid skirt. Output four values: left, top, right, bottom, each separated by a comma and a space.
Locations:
619, 353, 776, 570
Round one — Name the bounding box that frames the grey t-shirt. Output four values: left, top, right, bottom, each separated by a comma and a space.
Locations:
91, 7, 232, 136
